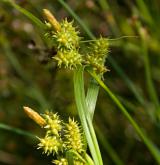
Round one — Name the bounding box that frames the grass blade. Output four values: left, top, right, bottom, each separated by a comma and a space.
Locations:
0, 123, 35, 138
74, 67, 103, 165
140, 32, 160, 118
2, 0, 45, 29
108, 56, 145, 105
86, 80, 124, 165
135, 0, 153, 25
88, 70, 160, 164
86, 78, 99, 119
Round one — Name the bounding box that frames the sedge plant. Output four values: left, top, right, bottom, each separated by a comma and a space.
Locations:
22, 8, 109, 165
1, 0, 160, 164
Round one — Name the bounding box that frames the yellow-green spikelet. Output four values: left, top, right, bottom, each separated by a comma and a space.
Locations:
64, 118, 85, 153
52, 158, 68, 165
43, 112, 62, 136
85, 37, 109, 74
73, 159, 85, 165
53, 19, 80, 50
90, 37, 109, 58
52, 18, 83, 69
53, 49, 82, 69
37, 136, 63, 155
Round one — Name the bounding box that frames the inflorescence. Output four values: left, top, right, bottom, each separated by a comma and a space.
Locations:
24, 107, 86, 165
43, 9, 109, 74
24, 9, 109, 165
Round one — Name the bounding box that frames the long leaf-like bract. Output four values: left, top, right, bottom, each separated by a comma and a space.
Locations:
88, 70, 160, 164
74, 67, 103, 165
0, 123, 35, 138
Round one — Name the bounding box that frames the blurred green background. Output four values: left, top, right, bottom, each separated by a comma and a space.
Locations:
1, 0, 160, 164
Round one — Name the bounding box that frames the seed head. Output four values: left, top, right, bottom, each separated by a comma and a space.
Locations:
37, 136, 63, 155
85, 37, 109, 74
64, 118, 85, 153
74, 159, 85, 165
90, 37, 109, 58
53, 49, 82, 69
43, 112, 62, 136
52, 158, 68, 165
53, 19, 80, 50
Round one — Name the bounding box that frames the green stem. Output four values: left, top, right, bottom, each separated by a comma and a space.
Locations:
88, 70, 160, 164
108, 56, 145, 105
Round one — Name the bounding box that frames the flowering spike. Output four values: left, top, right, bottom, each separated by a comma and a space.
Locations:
74, 159, 85, 165
53, 49, 82, 69
52, 158, 68, 165
53, 19, 80, 50
90, 37, 109, 58
64, 118, 85, 153
43, 112, 62, 136
37, 136, 63, 156
85, 37, 109, 74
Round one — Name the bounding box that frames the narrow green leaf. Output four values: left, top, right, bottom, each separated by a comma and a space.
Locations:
85, 75, 124, 165
135, 0, 153, 25
108, 56, 145, 105
88, 70, 160, 164
2, 0, 46, 29
74, 67, 103, 165
69, 150, 86, 164
86, 78, 99, 119
0, 123, 35, 138
84, 153, 95, 165
140, 33, 160, 117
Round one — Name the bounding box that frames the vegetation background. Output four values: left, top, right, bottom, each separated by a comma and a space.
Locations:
1, 0, 160, 164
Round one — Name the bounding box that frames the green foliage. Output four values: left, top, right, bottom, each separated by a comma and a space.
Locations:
1, 0, 160, 165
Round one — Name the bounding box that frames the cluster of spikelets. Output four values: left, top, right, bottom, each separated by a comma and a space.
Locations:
23, 107, 87, 165
43, 9, 109, 74
85, 37, 109, 73
43, 9, 82, 70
